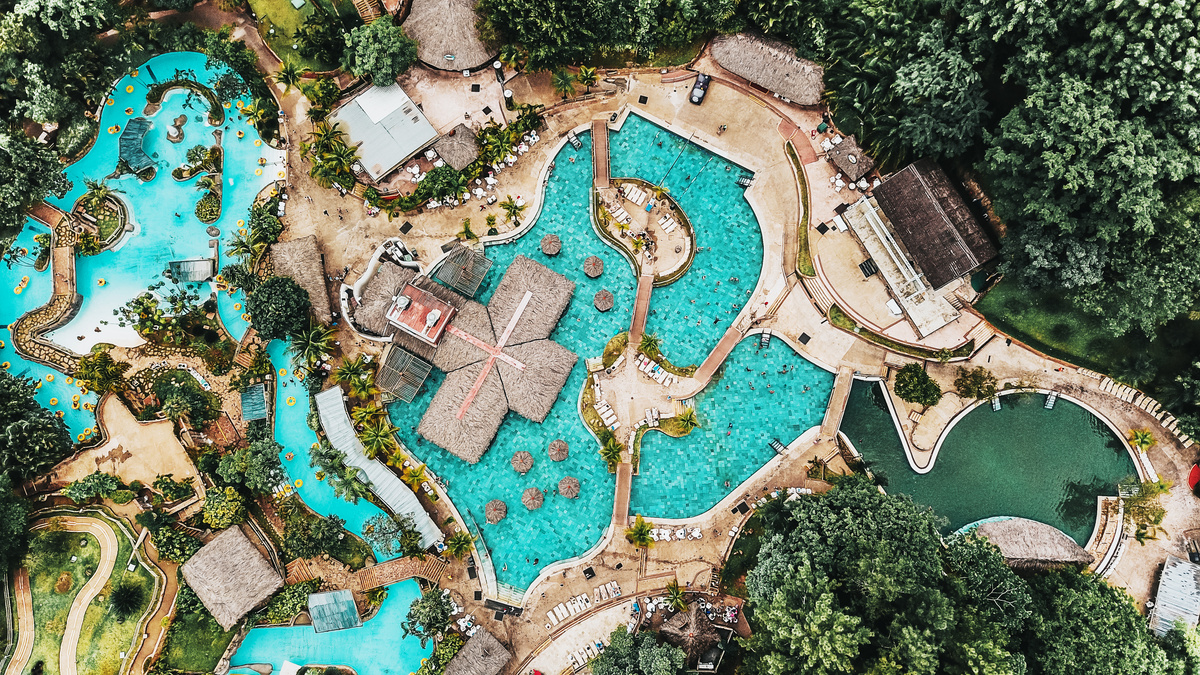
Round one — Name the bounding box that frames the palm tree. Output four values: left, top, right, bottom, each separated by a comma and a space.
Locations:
333, 469, 372, 504
625, 514, 654, 549
322, 142, 361, 178
160, 395, 190, 425
639, 332, 661, 355
577, 65, 598, 93
401, 464, 427, 490
665, 579, 686, 612
1130, 429, 1155, 453
499, 195, 526, 224
599, 437, 623, 465
226, 231, 266, 263
359, 418, 399, 460
305, 105, 328, 123
82, 178, 123, 213
498, 44, 524, 72
676, 407, 699, 433
351, 404, 386, 425
445, 531, 476, 560
75, 351, 130, 393
552, 69, 575, 100
195, 175, 217, 192
309, 163, 339, 189
334, 354, 370, 384
275, 61, 303, 94
808, 456, 828, 482
242, 100, 270, 125
288, 322, 335, 367
308, 121, 343, 150
631, 238, 645, 254
347, 372, 379, 401
614, 219, 630, 237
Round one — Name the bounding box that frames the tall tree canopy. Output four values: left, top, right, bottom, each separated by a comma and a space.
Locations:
341, 20, 418, 83
0, 474, 31, 569
0, 133, 72, 239
0, 370, 73, 480
246, 276, 312, 341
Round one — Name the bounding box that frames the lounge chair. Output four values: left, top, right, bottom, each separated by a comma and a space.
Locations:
548, 611, 560, 626
676, 528, 686, 540
599, 584, 609, 600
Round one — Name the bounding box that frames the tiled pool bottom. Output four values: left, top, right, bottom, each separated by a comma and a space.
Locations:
630, 337, 834, 518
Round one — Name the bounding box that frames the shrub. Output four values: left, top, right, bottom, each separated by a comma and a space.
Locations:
153, 474, 196, 502
246, 276, 312, 341
76, 232, 103, 256
262, 579, 320, 624
109, 489, 136, 505
152, 527, 202, 563
195, 191, 221, 223
893, 363, 942, 407
954, 366, 999, 401
63, 471, 119, 503
109, 579, 147, 620
202, 486, 248, 529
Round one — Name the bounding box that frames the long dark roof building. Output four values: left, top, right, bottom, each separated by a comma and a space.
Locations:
873, 159, 996, 290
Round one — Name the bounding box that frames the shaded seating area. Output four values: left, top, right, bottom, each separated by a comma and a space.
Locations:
435, 243, 493, 298
308, 589, 363, 633
443, 629, 513, 675
118, 118, 154, 174
376, 344, 434, 403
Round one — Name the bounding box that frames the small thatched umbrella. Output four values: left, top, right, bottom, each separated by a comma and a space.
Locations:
662, 602, 720, 663
584, 256, 604, 278
485, 499, 507, 524
559, 476, 580, 499
548, 439, 569, 461
594, 289, 614, 312
541, 234, 561, 256
511, 450, 534, 474
206, 226, 221, 237
522, 487, 544, 510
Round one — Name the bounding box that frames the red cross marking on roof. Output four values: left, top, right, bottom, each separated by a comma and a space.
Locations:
450, 290, 532, 419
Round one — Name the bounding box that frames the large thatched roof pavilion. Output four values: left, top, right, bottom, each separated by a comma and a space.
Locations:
181, 527, 284, 630
662, 601, 720, 663
417, 255, 577, 463
972, 517, 1094, 569
711, 33, 824, 106
443, 629, 513, 675
271, 235, 332, 322
402, 0, 496, 71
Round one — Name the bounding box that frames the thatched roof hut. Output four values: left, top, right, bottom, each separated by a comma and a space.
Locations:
271, 235, 332, 323
584, 256, 604, 278
559, 476, 580, 499
432, 123, 480, 172
417, 364, 507, 463
181, 527, 284, 631
826, 134, 874, 183
443, 629, 513, 675
349, 262, 418, 339
485, 499, 507, 524
431, 300, 496, 373
522, 487, 544, 510
548, 439, 568, 461
662, 601, 720, 663
401, 0, 496, 72
541, 234, 561, 256
511, 450, 533, 474
487, 255, 575, 344
496, 340, 578, 422
972, 517, 1094, 569
594, 289, 614, 312
711, 33, 824, 106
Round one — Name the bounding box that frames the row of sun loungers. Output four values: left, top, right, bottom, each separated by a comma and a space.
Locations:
623, 184, 648, 205
568, 640, 607, 670
644, 408, 660, 428
547, 593, 594, 627
657, 214, 679, 233
650, 527, 703, 541
591, 580, 623, 604
594, 400, 621, 431
606, 203, 633, 224
635, 353, 676, 387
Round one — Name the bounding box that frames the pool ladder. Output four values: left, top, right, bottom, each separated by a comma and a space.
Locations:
991, 396, 1001, 411
1045, 391, 1059, 409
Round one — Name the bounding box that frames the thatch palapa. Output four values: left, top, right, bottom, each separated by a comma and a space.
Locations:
584, 256, 604, 278
443, 629, 513, 675
485, 499, 507, 524
271, 235, 332, 323
972, 517, 1094, 569
432, 123, 480, 172
349, 262, 418, 339
541, 234, 561, 256
661, 601, 720, 663
522, 487, 544, 510
559, 476, 580, 499
594, 289, 614, 312
431, 300, 496, 373
711, 33, 824, 106
401, 0, 496, 72
548, 439, 568, 461
495, 340, 578, 423
486, 255, 575, 345
181, 527, 284, 631
511, 450, 533, 474
416, 364, 508, 464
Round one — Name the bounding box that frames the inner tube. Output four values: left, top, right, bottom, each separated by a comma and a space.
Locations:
233, 303, 241, 311
49, 398, 58, 405
78, 433, 85, 441
286, 396, 296, 406
125, 85, 134, 93
278, 368, 287, 376
285, 452, 294, 461
237, 219, 245, 227
254, 140, 262, 147
56, 410, 64, 417
46, 374, 54, 382
0, 339, 5, 348
294, 479, 303, 487
66, 377, 74, 384
255, 169, 262, 176
72, 402, 79, 409
242, 313, 250, 322
1, 362, 8, 369
98, 278, 106, 286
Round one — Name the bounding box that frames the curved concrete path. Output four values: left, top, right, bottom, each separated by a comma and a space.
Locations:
3, 570, 33, 675
54, 517, 119, 675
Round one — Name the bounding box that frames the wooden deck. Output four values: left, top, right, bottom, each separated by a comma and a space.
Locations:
612, 462, 632, 527
628, 274, 654, 345
819, 365, 855, 442
592, 119, 610, 189
27, 201, 69, 230
353, 556, 448, 591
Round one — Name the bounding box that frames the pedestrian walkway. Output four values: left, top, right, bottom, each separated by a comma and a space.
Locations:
629, 274, 654, 344
353, 556, 447, 591
592, 119, 610, 189
3, 570, 33, 675
612, 463, 632, 527
56, 517, 118, 675
819, 365, 856, 442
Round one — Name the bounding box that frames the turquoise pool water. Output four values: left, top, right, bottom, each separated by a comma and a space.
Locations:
631, 337, 833, 518
609, 113, 764, 367
43, 51, 284, 350
217, 287, 251, 342
1, 221, 99, 438
841, 381, 1137, 544
230, 579, 431, 675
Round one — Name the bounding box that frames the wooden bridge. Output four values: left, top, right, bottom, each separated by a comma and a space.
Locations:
352, 556, 448, 591
592, 119, 610, 188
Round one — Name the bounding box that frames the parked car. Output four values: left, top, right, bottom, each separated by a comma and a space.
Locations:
690, 73, 711, 105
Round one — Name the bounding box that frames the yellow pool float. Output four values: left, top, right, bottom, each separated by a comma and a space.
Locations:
66, 377, 73, 384
285, 452, 294, 461
83, 403, 93, 411
236, 130, 245, 139
125, 85, 134, 93
21, 276, 28, 282
278, 171, 286, 178
271, 189, 278, 196
236, 100, 245, 109
238, 227, 247, 236
80, 387, 88, 395
255, 169, 262, 176
286, 396, 296, 406
296, 371, 305, 381
97, 278, 106, 286
312, 442, 319, 449
224, 101, 232, 108
278, 368, 287, 376
49, 398, 58, 405
237, 219, 245, 227
294, 479, 303, 487
132, 69, 139, 77
106, 98, 114, 105
72, 402, 79, 409
45, 374, 54, 382
93, 426, 99, 434
254, 140, 262, 147
1, 362, 8, 369
242, 313, 250, 322
0, 339, 5, 348
125, 107, 133, 115
34, 381, 41, 388
109, 125, 120, 134
78, 433, 85, 441
56, 410, 64, 418
13, 287, 20, 295
233, 303, 241, 310
72, 394, 79, 401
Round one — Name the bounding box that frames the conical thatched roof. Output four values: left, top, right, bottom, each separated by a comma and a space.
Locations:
559, 476, 580, 499
662, 601, 719, 662
972, 517, 1094, 569
511, 450, 533, 474
522, 487, 544, 510
584, 256, 604, 278
594, 289, 614, 312
541, 234, 561, 255
271, 235, 332, 322
548, 439, 568, 461
485, 499, 507, 524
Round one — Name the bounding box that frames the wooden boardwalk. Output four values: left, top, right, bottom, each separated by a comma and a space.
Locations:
628, 274, 654, 345
819, 366, 856, 442
353, 556, 447, 591
592, 119, 610, 189
27, 201, 69, 230
3, 570, 33, 675
692, 325, 745, 387
612, 463, 632, 527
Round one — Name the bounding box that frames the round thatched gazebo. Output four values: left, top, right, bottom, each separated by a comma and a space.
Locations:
485, 499, 507, 524
662, 602, 720, 663
206, 226, 220, 237
511, 450, 534, 474
522, 487, 544, 510
594, 289, 614, 312
584, 256, 604, 278
541, 234, 561, 256
548, 439, 569, 461
559, 476, 580, 499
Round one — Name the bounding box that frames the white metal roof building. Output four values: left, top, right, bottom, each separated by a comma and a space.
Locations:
329, 83, 439, 182
1150, 555, 1200, 636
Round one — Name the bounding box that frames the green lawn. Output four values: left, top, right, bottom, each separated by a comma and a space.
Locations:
248, 0, 339, 72
720, 513, 761, 599
158, 611, 236, 673
26, 531, 101, 675
328, 531, 373, 571
590, 35, 709, 69
785, 142, 815, 277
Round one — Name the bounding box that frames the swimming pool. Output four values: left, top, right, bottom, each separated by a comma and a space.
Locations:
630, 337, 833, 518
43, 51, 284, 350
841, 381, 1137, 544
230, 579, 431, 675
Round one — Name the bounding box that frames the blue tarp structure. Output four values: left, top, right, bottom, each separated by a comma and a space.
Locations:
308, 589, 363, 633
119, 118, 154, 173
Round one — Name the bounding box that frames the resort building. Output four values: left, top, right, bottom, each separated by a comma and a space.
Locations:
443, 629, 513, 675
710, 33, 824, 106
826, 134, 875, 183
180, 527, 284, 630
307, 589, 363, 633
329, 83, 439, 182
1150, 555, 1200, 637
271, 235, 334, 323
837, 158, 996, 337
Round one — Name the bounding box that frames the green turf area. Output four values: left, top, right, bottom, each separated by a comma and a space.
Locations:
590, 35, 708, 69
158, 611, 237, 673
785, 141, 815, 277
248, 0, 340, 72
328, 530, 372, 571
719, 513, 761, 599
26, 530, 101, 675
